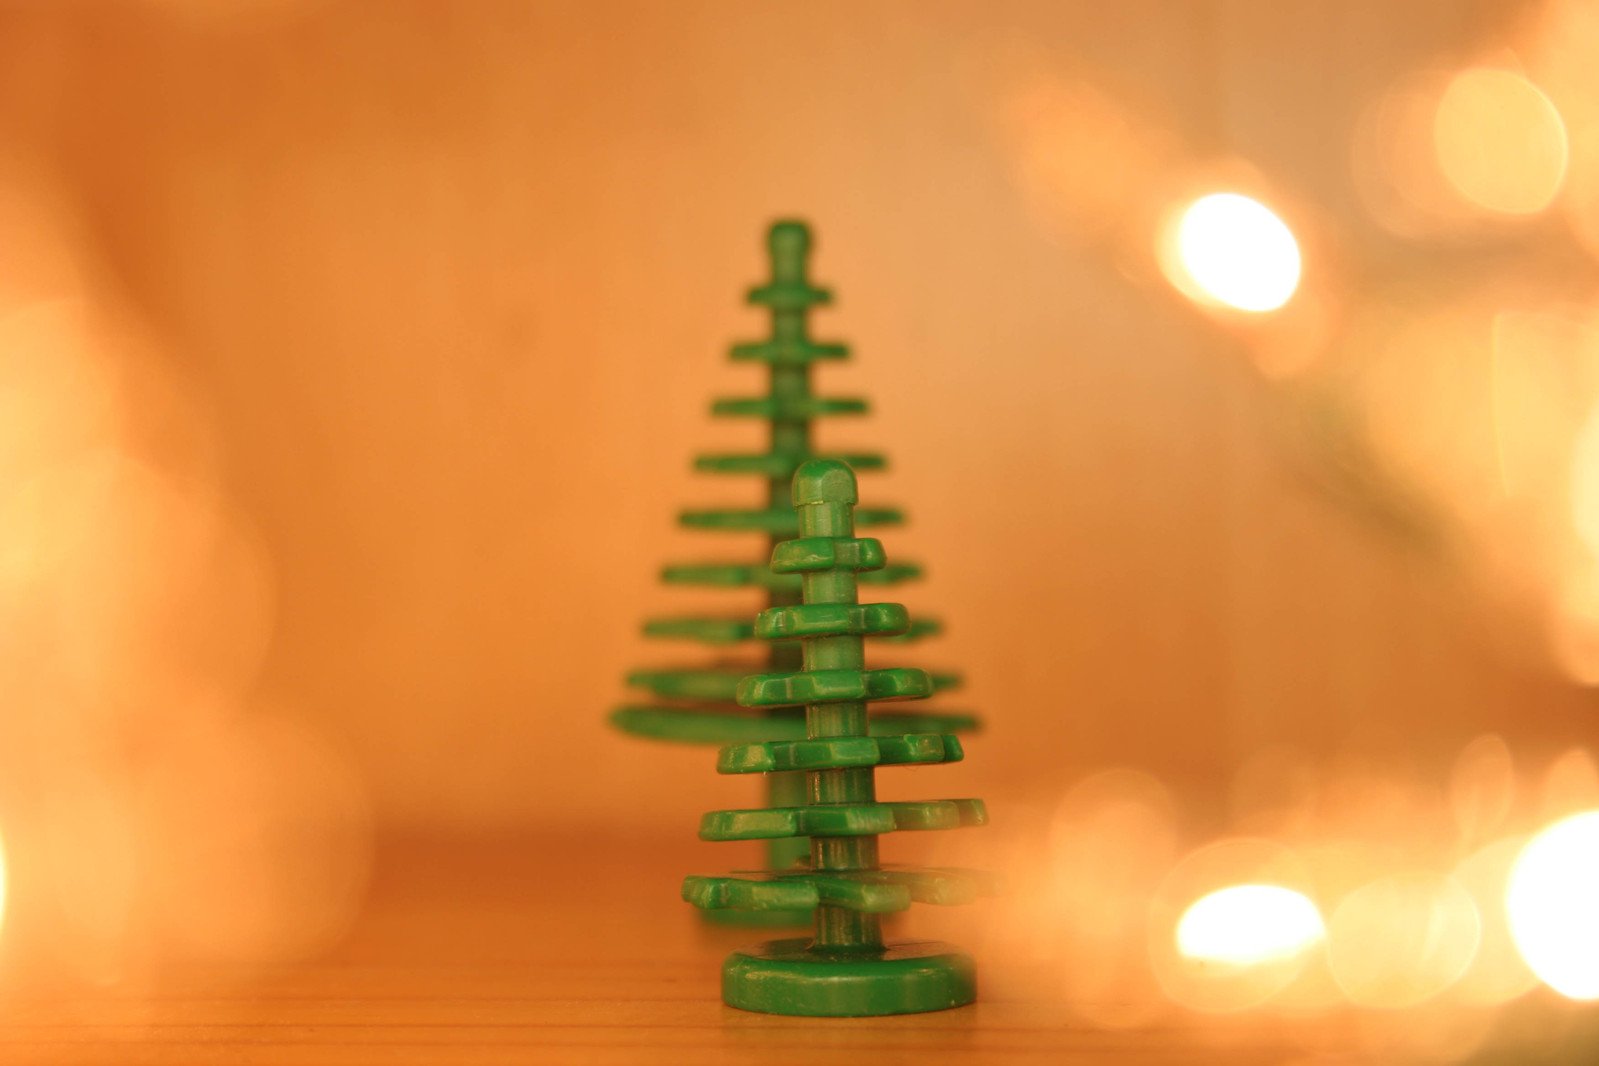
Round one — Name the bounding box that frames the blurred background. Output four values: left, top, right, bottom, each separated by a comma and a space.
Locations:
2, 0, 1599, 1052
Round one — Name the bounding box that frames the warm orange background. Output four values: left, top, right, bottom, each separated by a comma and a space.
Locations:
0, 0, 1590, 846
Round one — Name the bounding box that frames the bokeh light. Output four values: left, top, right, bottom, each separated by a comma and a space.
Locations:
1572, 400, 1599, 563
1344, 290, 1599, 631
980, 51, 1178, 246
138, 709, 372, 964
1550, 567, 1599, 685
1519, 0, 1599, 255
1354, 71, 1460, 236
0, 165, 371, 982
1176, 884, 1324, 965
1326, 874, 1480, 1008
1433, 68, 1569, 216
1359, 64, 1570, 235
1506, 809, 1599, 1000
1560, 403, 1599, 682
1540, 748, 1599, 820
0, 299, 117, 484
0, 827, 8, 942
1048, 768, 1179, 1027
1449, 733, 1516, 850
1449, 836, 1540, 1006
1161, 192, 1301, 313
34, 764, 140, 984
1151, 839, 1323, 1013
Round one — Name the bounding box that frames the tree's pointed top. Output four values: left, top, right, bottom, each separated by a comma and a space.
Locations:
792, 458, 858, 507
768, 219, 811, 282
768, 218, 811, 251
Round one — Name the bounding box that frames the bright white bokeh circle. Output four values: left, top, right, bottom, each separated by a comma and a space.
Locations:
1172, 192, 1302, 313
1507, 810, 1599, 1000
1176, 883, 1325, 965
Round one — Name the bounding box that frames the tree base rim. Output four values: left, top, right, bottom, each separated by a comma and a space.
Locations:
721, 937, 976, 1016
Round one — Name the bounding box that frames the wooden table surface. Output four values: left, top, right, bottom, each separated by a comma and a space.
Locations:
0, 833, 1563, 1065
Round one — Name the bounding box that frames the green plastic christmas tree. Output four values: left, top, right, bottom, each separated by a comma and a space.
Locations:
611, 221, 976, 917
684, 459, 991, 1016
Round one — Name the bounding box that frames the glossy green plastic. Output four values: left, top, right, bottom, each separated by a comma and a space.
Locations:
715, 733, 963, 774
684, 865, 997, 911
608, 704, 980, 745
609, 222, 973, 924
627, 667, 960, 703
660, 559, 922, 588
721, 939, 976, 1017
685, 459, 990, 1015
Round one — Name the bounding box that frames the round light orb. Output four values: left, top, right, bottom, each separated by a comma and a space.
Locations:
1507, 809, 1599, 1000
1433, 67, 1568, 217
1176, 883, 1325, 965
1167, 193, 1302, 313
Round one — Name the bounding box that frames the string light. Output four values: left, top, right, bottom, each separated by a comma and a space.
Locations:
1161, 193, 1302, 313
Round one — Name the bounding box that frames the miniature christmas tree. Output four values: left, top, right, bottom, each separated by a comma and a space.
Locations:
611, 221, 976, 913
683, 459, 990, 1016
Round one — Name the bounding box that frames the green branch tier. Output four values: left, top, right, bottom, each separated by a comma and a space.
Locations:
685, 460, 990, 1016
610, 220, 977, 924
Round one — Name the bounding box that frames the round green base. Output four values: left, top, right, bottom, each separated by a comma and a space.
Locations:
722, 938, 976, 1017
